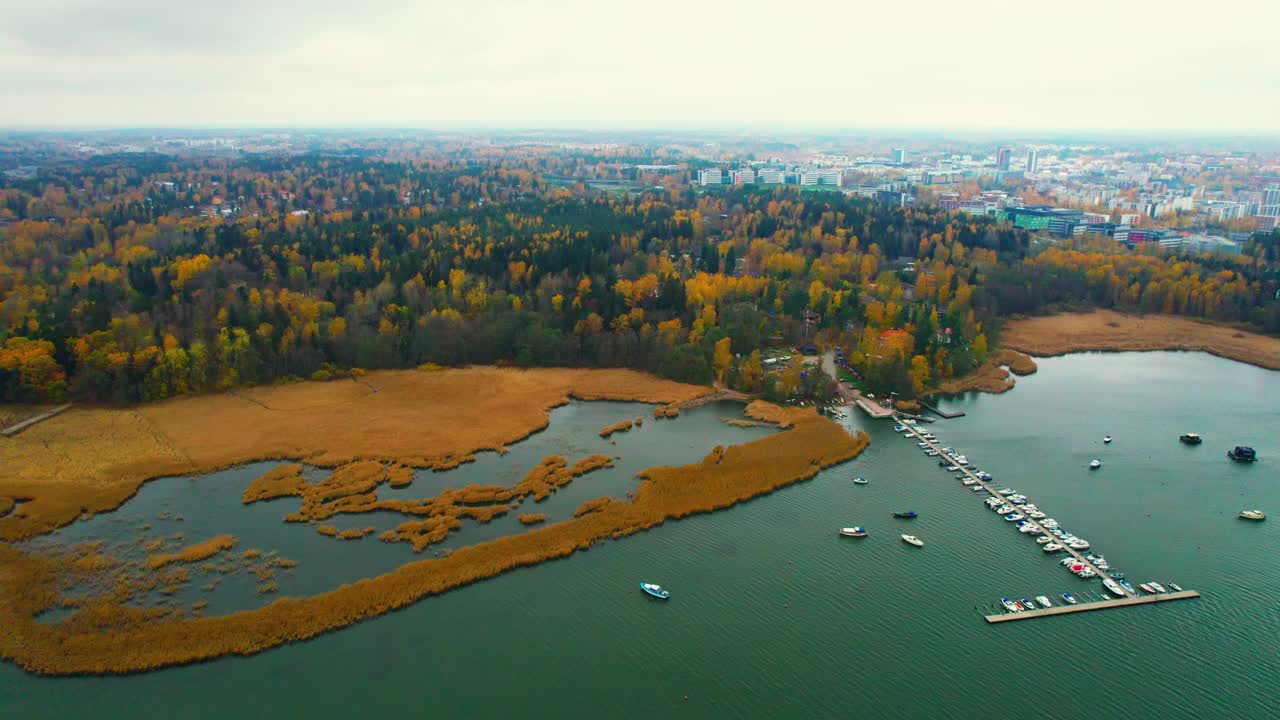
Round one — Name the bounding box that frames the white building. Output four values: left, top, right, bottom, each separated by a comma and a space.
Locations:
698, 169, 723, 187
800, 170, 843, 187
733, 169, 756, 184
756, 168, 785, 185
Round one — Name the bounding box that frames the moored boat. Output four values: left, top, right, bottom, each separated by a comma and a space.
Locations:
1148, 582, 1167, 593
1036, 595, 1053, 608
1001, 598, 1020, 612
1103, 578, 1126, 597
1061, 592, 1077, 605
1179, 432, 1202, 445
1239, 509, 1266, 521
1228, 446, 1257, 463
1036, 536, 1053, 545
900, 534, 924, 547
1139, 583, 1157, 594
839, 527, 868, 537
640, 582, 670, 599
1043, 543, 1063, 553
1119, 579, 1136, 594
1169, 582, 1183, 592
892, 510, 918, 519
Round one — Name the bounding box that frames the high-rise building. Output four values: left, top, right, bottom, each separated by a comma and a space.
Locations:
1262, 184, 1280, 208
996, 147, 1011, 171
698, 169, 723, 186
733, 169, 755, 184
892, 148, 906, 164
1026, 148, 1039, 174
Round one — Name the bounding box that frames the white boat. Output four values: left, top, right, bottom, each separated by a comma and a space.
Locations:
1001, 598, 1020, 612
997, 488, 1016, 495
1104, 435, 1113, 444
996, 505, 1015, 514
971, 485, 985, 492
839, 527, 868, 537
1043, 543, 1064, 553
1036, 536, 1053, 545
946, 465, 961, 471
1004, 513, 1025, 522
1027, 511, 1046, 519
1089, 459, 1102, 469
901, 534, 924, 547
1148, 582, 1167, 593
917, 442, 931, 448
1239, 510, 1266, 521
1103, 578, 1126, 597
852, 476, 868, 485
962, 479, 977, 486
1036, 595, 1053, 608
1068, 540, 1090, 550
925, 450, 940, 456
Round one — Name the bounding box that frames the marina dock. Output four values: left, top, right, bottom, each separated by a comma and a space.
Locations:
985, 590, 1200, 623
896, 416, 1200, 618
853, 393, 895, 418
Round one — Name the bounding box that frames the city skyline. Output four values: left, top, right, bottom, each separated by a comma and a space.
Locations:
3, 0, 1277, 131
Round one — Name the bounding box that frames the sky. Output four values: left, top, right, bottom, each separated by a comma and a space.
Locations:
2, 0, 1277, 132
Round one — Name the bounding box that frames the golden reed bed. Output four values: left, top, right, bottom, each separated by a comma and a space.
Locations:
1000, 310, 1280, 370
0, 370, 865, 675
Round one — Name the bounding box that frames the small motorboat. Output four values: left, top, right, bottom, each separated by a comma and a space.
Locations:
917, 442, 931, 448
962, 479, 977, 486
925, 450, 940, 457
1036, 536, 1053, 545
1043, 543, 1064, 553
1089, 459, 1102, 469
640, 582, 670, 599
1139, 583, 1157, 594
997, 488, 1016, 495
1001, 598, 1020, 612
946, 465, 961, 471
996, 505, 1015, 514
1035, 595, 1053, 608
1005, 513, 1025, 522
1061, 593, 1077, 605
1239, 510, 1266, 521
1119, 579, 1136, 594
892, 510, 918, 519
901, 534, 923, 547
1179, 432, 1202, 445
1103, 435, 1113, 444
1148, 582, 1167, 593
1169, 583, 1183, 592
1076, 569, 1097, 578
853, 476, 868, 485
971, 485, 985, 492
839, 527, 868, 537
1027, 511, 1046, 519
893, 425, 906, 432
1020, 598, 1037, 610
1228, 446, 1257, 463
1103, 578, 1126, 597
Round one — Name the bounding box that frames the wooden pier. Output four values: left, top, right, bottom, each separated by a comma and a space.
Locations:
919, 401, 965, 419
0, 404, 72, 437
985, 590, 1200, 623
897, 415, 1201, 621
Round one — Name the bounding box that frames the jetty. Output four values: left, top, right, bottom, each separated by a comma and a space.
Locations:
852, 393, 894, 419
0, 404, 72, 437
896, 416, 1199, 618
919, 400, 965, 419
985, 590, 1200, 623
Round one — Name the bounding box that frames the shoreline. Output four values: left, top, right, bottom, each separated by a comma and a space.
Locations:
0, 373, 865, 675
999, 310, 1280, 371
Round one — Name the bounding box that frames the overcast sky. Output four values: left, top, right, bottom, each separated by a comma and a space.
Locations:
2, 0, 1276, 131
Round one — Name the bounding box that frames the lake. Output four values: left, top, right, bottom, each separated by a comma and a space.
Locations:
1, 352, 1276, 719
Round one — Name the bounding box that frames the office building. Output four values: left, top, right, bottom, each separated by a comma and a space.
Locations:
996, 147, 1011, 171
1026, 148, 1039, 174
892, 148, 906, 165
733, 169, 755, 184
698, 169, 723, 187
756, 168, 785, 185
799, 170, 843, 187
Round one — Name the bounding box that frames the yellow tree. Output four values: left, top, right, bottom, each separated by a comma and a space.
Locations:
712, 337, 732, 384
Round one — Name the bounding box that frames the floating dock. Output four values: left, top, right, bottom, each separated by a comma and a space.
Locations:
985, 590, 1200, 623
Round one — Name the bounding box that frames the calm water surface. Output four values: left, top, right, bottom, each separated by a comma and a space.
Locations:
1, 353, 1276, 719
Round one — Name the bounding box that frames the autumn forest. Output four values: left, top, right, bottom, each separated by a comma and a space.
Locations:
2, 144, 1278, 404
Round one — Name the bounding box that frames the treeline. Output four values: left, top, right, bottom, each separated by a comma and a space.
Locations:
1, 151, 1277, 404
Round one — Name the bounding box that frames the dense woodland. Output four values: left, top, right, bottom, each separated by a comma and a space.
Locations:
1, 148, 1278, 404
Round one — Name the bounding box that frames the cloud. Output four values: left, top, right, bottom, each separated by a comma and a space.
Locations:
0, 0, 1277, 130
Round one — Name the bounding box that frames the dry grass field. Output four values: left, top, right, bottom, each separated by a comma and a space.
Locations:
1000, 310, 1280, 370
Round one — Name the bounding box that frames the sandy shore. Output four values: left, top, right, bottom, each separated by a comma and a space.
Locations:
1000, 310, 1280, 370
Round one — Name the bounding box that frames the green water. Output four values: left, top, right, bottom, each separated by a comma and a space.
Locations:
1, 352, 1276, 719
